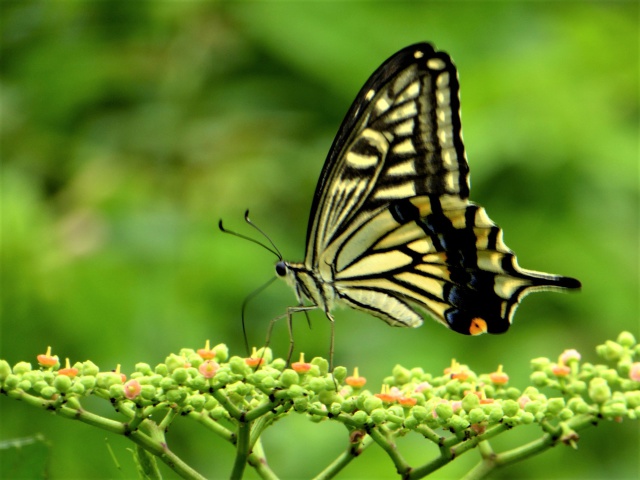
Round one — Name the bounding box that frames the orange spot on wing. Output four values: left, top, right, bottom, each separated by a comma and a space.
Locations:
469, 318, 488, 335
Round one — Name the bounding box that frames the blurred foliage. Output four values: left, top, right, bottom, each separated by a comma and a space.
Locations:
0, 1, 638, 479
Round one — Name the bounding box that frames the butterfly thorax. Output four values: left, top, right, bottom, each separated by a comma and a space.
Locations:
276, 260, 336, 314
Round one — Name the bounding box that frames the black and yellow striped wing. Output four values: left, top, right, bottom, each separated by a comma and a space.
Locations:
281, 43, 580, 335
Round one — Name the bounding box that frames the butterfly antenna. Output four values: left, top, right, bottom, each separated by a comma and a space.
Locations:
218, 217, 281, 259
240, 276, 278, 356
244, 210, 283, 260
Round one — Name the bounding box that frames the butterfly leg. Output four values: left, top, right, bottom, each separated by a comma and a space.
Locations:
326, 312, 336, 373
263, 305, 317, 366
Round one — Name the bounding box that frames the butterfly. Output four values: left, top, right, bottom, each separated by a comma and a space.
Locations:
249, 43, 581, 346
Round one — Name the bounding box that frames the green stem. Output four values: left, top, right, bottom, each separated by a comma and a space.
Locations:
244, 398, 284, 423
212, 389, 243, 420
230, 421, 251, 480
312, 434, 374, 480
188, 410, 235, 443
247, 438, 278, 480
368, 427, 411, 477
127, 430, 207, 480
463, 415, 598, 480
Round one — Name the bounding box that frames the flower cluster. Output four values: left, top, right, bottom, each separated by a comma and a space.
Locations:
1, 332, 638, 447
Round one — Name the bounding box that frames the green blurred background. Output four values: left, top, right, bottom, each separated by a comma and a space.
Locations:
1, 1, 638, 479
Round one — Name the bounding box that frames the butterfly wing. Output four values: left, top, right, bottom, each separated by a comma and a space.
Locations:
304, 43, 468, 266
300, 43, 580, 335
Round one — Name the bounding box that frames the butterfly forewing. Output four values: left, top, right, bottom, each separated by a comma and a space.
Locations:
282, 42, 580, 336
305, 44, 469, 267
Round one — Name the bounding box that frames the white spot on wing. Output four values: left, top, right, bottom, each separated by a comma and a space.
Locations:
427, 58, 446, 70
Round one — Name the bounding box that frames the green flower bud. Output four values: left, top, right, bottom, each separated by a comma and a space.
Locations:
4, 374, 20, 390
279, 370, 299, 388
617, 359, 632, 378
363, 396, 383, 413
135, 363, 153, 375
589, 378, 612, 403
155, 364, 169, 376
96, 372, 122, 389
293, 396, 309, 412
546, 397, 565, 415
404, 416, 419, 429
487, 404, 504, 423
109, 384, 124, 399
40, 386, 57, 399
202, 396, 217, 410
22, 371, 40, 385
505, 387, 521, 400
354, 394, 368, 411
166, 388, 187, 404
308, 377, 327, 393
566, 397, 589, 414
140, 385, 156, 400
566, 380, 587, 395
189, 375, 207, 390
171, 368, 189, 384
311, 357, 329, 376
17, 380, 31, 391
625, 391, 640, 408
261, 375, 276, 389
370, 408, 386, 425
392, 365, 412, 385
13, 362, 32, 375
210, 406, 227, 420
469, 408, 485, 424
462, 393, 480, 412
78, 376, 95, 390
144, 374, 161, 387
207, 343, 227, 362
329, 402, 342, 416
165, 354, 187, 373
332, 366, 347, 384
351, 410, 368, 426
530, 371, 548, 387
0, 360, 12, 380
189, 394, 206, 411
387, 405, 404, 419
80, 361, 99, 376
519, 411, 535, 424
597, 340, 624, 361
603, 402, 627, 417
558, 408, 574, 421
482, 385, 496, 398
270, 358, 286, 371
617, 332, 636, 348
213, 370, 231, 385
69, 382, 85, 395
318, 390, 338, 406
341, 398, 356, 414
410, 367, 425, 379
53, 375, 72, 393
599, 368, 618, 384
229, 356, 249, 375
502, 399, 519, 417
449, 415, 470, 432
435, 403, 454, 420
530, 357, 551, 371
411, 406, 428, 422
160, 377, 178, 391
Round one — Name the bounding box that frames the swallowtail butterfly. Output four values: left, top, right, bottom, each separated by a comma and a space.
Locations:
273, 43, 581, 338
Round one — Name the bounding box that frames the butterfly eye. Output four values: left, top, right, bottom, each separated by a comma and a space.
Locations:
275, 261, 287, 277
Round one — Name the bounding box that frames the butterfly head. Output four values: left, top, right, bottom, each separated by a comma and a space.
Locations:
275, 260, 299, 295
